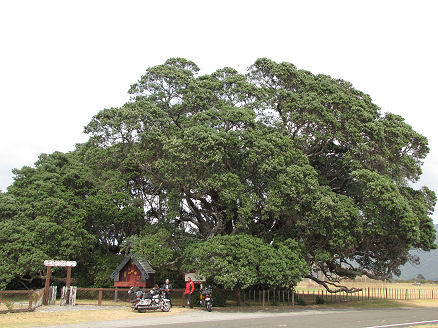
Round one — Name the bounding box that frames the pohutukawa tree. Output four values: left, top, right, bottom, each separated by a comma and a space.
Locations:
83, 58, 436, 292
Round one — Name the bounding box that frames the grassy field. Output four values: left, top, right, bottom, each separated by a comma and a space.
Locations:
295, 281, 438, 301
297, 280, 438, 290
0, 302, 30, 311
0, 306, 190, 328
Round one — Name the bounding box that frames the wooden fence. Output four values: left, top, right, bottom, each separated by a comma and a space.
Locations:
74, 287, 438, 306
243, 287, 438, 306
0, 289, 44, 314
2, 286, 438, 311
75, 288, 187, 306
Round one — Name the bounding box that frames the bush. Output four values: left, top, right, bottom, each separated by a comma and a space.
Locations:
294, 293, 306, 306
270, 299, 279, 306
191, 291, 201, 307
315, 296, 326, 304
213, 289, 227, 307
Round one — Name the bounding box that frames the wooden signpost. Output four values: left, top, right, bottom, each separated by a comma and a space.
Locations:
43, 260, 77, 305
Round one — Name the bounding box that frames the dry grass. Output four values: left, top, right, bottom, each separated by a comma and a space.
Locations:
0, 302, 29, 311
2, 286, 438, 328
0, 306, 190, 328
297, 281, 438, 290
398, 299, 438, 307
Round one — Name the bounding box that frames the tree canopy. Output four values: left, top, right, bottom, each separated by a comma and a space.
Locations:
0, 58, 435, 291
183, 234, 308, 289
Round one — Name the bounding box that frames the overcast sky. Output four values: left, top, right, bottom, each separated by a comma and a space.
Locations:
1, 0, 437, 221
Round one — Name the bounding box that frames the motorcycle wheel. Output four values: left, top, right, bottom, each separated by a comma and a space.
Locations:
138, 308, 147, 313
206, 302, 212, 312
161, 301, 171, 312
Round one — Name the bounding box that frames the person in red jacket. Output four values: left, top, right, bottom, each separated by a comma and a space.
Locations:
184, 277, 195, 308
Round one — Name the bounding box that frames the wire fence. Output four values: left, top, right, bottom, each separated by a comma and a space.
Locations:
75, 288, 192, 307
243, 287, 438, 306
73, 286, 438, 307
0, 289, 44, 313
2, 286, 438, 312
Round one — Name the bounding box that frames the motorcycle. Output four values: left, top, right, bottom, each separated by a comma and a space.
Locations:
128, 287, 171, 313
199, 286, 213, 312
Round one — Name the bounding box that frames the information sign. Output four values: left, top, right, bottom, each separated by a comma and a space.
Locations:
44, 260, 77, 267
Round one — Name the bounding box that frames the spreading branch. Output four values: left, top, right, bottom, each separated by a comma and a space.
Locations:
305, 275, 362, 294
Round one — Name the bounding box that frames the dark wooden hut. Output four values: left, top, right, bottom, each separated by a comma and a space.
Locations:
110, 255, 155, 288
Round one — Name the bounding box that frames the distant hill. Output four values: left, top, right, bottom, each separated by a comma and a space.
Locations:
396, 224, 438, 281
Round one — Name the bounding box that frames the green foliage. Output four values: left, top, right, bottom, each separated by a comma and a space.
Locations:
315, 296, 326, 304
270, 299, 279, 306
294, 294, 307, 306
0, 152, 96, 288
191, 290, 201, 307
212, 288, 228, 307
0, 57, 436, 289
129, 228, 176, 268
0, 151, 143, 289
85, 251, 124, 288
183, 234, 308, 289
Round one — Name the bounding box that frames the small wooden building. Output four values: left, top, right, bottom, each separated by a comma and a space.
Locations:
110, 255, 155, 288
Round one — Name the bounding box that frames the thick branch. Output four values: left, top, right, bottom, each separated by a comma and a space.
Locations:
305, 275, 362, 294
328, 261, 393, 281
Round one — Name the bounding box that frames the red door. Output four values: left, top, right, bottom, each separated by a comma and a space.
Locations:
127, 263, 138, 285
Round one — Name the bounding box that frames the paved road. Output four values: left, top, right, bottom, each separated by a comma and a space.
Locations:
39, 307, 438, 328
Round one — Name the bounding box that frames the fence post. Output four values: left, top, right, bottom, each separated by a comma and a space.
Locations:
262, 289, 265, 306
28, 291, 33, 309
292, 289, 294, 307
182, 290, 186, 307
43, 266, 52, 305
98, 289, 102, 306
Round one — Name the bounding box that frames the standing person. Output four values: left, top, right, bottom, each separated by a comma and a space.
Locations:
184, 277, 195, 308
162, 279, 173, 303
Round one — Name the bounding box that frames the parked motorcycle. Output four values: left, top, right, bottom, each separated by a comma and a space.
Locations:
200, 285, 213, 312
128, 286, 171, 313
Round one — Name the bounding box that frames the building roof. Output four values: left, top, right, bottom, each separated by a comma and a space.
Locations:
110, 254, 155, 282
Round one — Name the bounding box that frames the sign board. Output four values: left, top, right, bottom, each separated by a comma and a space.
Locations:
184, 272, 206, 284
44, 260, 77, 267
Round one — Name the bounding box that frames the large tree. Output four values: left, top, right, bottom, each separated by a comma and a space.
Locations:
0, 150, 144, 288
2, 58, 433, 291
0, 152, 94, 288
84, 58, 436, 291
